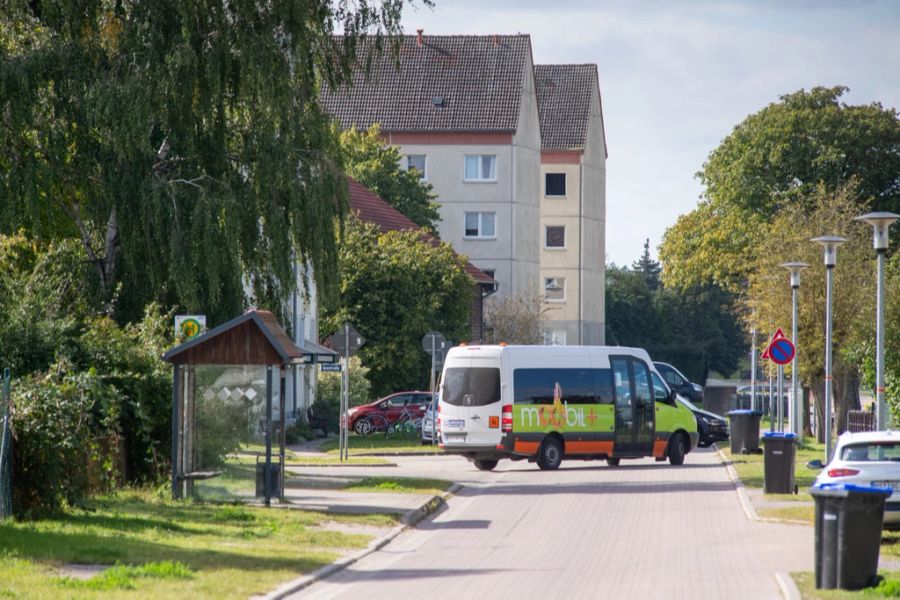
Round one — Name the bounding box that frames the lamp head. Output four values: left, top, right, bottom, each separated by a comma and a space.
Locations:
855, 212, 900, 250
780, 262, 810, 287
811, 236, 847, 267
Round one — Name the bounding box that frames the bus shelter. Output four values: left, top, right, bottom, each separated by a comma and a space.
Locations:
162, 309, 336, 506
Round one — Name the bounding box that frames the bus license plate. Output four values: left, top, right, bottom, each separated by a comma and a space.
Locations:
446, 419, 465, 429
445, 433, 466, 443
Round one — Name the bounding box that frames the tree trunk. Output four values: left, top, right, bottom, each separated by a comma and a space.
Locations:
811, 375, 826, 443
803, 386, 813, 438
832, 363, 860, 436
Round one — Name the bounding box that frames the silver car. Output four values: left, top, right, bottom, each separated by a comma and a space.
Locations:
421, 395, 440, 444
811, 430, 900, 527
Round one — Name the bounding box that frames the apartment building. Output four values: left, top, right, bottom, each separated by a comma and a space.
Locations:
535, 64, 607, 345
322, 32, 542, 302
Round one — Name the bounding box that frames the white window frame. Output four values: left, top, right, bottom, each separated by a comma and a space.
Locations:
544, 225, 566, 250
544, 277, 566, 302
543, 330, 567, 346
406, 154, 427, 180
464, 155, 497, 182
464, 212, 497, 240
544, 172, 567, 197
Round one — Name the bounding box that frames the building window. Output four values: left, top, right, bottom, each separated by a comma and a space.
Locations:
482, 269, 499, 294
545, 225, 566, 249
544, 277, 565, 302
464, 155, 497, 181
465, 212, 496, 239
406, 155, 427, 180
545, 173, 566, 197
543, 330, 567, 346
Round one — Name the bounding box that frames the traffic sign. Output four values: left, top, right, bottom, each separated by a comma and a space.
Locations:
422, 331, 447, 354
325, 322, 365, 357
761, 328, 795, 365
175, 315, 206, 340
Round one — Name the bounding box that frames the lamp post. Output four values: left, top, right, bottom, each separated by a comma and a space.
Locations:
855, 212, 900, 431
812, 236, 846, 462
781, 262, 809, 440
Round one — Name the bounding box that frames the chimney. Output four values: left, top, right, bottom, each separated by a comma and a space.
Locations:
416, 28, 423, 46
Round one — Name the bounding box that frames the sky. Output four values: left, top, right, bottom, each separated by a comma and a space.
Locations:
399, 0, 900, 267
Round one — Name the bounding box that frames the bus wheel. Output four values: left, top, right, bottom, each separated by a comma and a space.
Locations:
537, 437, 563, 470
474, 459, 498, 471
606, 457, 620, 467
668, 434, 686, 466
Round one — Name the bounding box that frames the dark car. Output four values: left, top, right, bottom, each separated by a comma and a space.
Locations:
654, 361, 703, 403
346, 391, 433, 434
677, 396, 729, 448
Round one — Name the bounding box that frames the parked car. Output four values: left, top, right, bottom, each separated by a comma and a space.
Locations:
421, 394, 439, 444
809, 430, 900, 528
654, 361, 703, 403
676, 396, 729, 448
347, 391, 433, 434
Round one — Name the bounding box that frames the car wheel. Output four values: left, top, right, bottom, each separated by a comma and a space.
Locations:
353, 419, 367, 435
668, 433, 686, 466
606, 457, 620, 467
358, 418, 374, 436
474, 459, 498, 471
536, 437, 563, 471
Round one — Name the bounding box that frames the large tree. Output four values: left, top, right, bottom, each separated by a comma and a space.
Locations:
320, 220, 472, 397
661, 86, 900, 293
340, 124, 441, 231
0, 1, 424, 323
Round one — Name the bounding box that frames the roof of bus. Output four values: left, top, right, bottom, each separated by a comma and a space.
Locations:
447, 344, 653, 362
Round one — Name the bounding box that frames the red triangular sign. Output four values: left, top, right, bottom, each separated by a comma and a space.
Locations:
771, 328, 787, 341
761, 346, 770, 360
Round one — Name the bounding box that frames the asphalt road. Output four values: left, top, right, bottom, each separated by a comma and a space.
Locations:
295, 447, 813, 599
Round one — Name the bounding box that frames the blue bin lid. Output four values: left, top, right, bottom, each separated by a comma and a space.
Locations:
762, 432, 797, 440
726, 410, 762, 416
811, 482, 892, 497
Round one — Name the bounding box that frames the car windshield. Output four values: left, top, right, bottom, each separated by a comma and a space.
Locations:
677, 397, 700, 412
840, 442, 900, 461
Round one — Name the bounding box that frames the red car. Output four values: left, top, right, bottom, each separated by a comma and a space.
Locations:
347, 391, 434, 434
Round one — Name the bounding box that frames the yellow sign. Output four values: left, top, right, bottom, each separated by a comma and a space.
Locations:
175, 315, 206, 340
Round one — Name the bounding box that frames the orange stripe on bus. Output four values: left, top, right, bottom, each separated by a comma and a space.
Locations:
653, 440, 668, 458
514, 441, 540, 454
567, 441, 614, 454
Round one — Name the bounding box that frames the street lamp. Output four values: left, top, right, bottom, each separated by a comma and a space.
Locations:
781, 262, 809, 441
855, 212, 900, 431
812, 236, 846, 462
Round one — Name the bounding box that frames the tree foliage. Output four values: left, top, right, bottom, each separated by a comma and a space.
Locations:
321, 220, 472, 397
661, 86, 900, 293
484, 293, 547, 345
0, 0, 423, 323
631, 239, 661, 291
340, 124, 441, 231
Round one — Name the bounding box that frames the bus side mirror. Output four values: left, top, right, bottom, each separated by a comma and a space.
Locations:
669, 389, 678, 404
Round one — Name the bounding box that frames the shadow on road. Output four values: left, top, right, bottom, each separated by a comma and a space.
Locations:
417, 519, 492, 530
339, 567, 513, 582
455, 479, 736, 497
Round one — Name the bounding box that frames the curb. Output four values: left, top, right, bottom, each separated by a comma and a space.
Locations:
256, 483, 462, 600
715, 445, 761, 522
775, 572, 802, 600
283, 462, 397, 468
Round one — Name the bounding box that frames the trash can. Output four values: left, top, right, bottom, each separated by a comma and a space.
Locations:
811, 483, 892, 590
727, 410, 762, 454
762, 432, 797, 494
255, 455, 282, 498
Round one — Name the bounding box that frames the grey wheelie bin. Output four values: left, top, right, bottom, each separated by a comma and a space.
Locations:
762, 432, 797, 494
726, 409, 762, 454
811, 483, 891, 590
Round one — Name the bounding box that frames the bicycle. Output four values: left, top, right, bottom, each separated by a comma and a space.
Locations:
388, 405, 423, 437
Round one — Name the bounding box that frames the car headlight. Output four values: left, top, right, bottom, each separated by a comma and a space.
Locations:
700, 416, 716, 425
693, 383, 703, 393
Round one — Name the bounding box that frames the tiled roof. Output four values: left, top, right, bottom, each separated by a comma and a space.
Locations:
322, 34, 532, 133
347, 178, 495, 285
534, 64, 598, 151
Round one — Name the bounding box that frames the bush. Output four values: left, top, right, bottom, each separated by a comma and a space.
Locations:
315, 357, 370, 433
10, 366, 120, 515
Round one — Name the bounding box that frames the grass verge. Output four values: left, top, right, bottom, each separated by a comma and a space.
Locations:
320, 435, 443, 455
342, 476, 452, 495
0, 488, 393, 600
723, 438, 825, 493
793, 571, 900, 598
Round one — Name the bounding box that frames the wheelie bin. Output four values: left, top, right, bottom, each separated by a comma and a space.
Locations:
811, 483, 891, 590
726, 409, 762, 454
762, 432, 797, 494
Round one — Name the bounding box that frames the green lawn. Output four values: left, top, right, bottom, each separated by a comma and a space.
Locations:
724, 438, 825, 496
343, 477, 452, 495
320, 435, 443, 455
0, 489, 396, 600
793, 571, 900, 598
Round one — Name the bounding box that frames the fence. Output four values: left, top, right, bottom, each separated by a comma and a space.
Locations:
847, 409, 876, 433
1, 368, 11, 519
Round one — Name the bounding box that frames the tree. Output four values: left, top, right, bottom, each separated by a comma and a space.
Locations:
660, 86, 900, 292
484, 293, 547, 345
746, 183, 872, 438
605, 265, 657, 349
0, 1, 424, 323
340, 125, 441, 231
320, 220, 472, 397
631, 239, 661, 291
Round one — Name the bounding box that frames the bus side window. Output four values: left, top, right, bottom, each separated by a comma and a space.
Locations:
594, 368, 614, 404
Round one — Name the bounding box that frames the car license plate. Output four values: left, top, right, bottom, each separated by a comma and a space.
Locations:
873, 481, 900, 490
445, 433, 466, 443
446, 419, 465, 429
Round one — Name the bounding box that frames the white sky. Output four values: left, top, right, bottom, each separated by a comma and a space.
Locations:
400, 0, 900, 267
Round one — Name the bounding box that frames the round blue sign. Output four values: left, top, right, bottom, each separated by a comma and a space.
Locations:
768, 338, 795, 365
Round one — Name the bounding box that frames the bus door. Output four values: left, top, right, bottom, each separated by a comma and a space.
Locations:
611, 356, 655, 455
